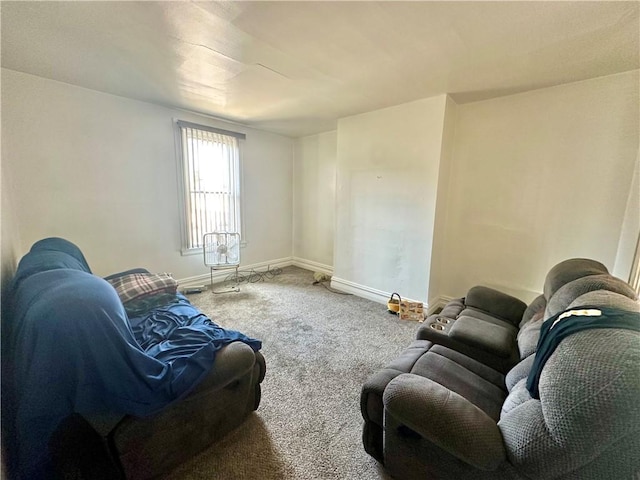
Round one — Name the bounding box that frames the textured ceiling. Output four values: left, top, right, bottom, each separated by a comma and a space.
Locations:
2, 1, 639, 137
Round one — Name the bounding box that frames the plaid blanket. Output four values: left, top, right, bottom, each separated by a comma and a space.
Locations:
107, 272, 177, 304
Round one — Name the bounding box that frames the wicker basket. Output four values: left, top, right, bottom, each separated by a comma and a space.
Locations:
387, 292, 401, 313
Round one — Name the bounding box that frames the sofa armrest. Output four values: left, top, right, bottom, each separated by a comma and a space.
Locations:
383, 373, 506, 471
465, 286, 527, 326
191, 341, 257, 395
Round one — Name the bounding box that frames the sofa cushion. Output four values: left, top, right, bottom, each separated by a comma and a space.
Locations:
361, 340, 434, 428
410, 348, 506, 420
545, 274, 638, 318
457, 308, 519, 333
500, 378, 532, 418
505, 354, 535, 392
464, 286, 527, 326
448, 317, 514, 358
519, 294, 546, 329
568, 289, 640, 312
542, 258, 609, 300
516, 319, 542, 359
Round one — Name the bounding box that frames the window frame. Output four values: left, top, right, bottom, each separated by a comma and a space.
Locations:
175, 119, 246, 256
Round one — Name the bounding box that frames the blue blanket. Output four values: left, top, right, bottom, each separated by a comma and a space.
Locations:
7, 238, 261, 479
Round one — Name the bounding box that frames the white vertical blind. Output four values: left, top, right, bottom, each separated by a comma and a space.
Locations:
179, 123, 241, 250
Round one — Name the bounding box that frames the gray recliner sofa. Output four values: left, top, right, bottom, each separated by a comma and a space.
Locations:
414, 259, 615, 373
361, 260, 640, 479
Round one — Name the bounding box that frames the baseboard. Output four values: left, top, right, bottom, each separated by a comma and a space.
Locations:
178, 256, 294, 288
291, 257, 333, 275
330, 276, 426, 307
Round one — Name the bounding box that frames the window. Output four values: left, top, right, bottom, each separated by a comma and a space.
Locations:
177, 121, 245, 252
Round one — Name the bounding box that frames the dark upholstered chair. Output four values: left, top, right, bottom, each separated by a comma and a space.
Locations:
49, 344, 266, 480
362, 263, 639, 479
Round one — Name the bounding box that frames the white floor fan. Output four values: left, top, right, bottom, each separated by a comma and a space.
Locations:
203, 232, 241, 293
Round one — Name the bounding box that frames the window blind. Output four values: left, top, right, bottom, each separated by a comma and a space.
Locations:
178, 122, 241, 250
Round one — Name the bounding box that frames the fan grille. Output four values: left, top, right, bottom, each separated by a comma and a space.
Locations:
203, 232, 240, 267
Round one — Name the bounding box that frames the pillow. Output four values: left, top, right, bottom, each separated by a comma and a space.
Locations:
106, 272, 178, 304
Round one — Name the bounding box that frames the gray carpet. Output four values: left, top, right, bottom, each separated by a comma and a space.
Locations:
161, 266, 420, 480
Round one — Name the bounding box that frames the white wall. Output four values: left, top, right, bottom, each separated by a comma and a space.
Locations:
613, 149, 640, 281
427, 96, 457, 306
292, 131, 337, 269
441, 70, 639, 302
1, 156, 21, 296
1, 69, 294, 279
333, 95, 447, 303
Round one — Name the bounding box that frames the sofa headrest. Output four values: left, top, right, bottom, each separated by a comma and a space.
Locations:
567, 290, 640, 313
520, 294, 546, 329
545, 274, 637, 319
542, 258, 609, 301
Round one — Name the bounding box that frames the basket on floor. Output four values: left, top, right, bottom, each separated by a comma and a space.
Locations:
387, 292, 424, 321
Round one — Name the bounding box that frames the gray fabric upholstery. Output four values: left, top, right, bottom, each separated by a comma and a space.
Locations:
505, 354, 534, 392
383, 412, 521, 480
500, 378, 532, 418
449, 317, 514, 357
361, 340, 433, 427
459, 308, 519, 332
362, 261, 639, 480
417, 324, 519, 374
410, 350, 506, 420
545, 274, 637, 318
464, 286, 527, 326
567, 289, 640, 312
438, 297, 465, 318
499, 328, 640, 479
383, 374, 507, 470
360, 340, 433, 460
416, 258, 609, 373
516, 318, 542, 359
519, 294, 546, 329
542, 258, 609, 300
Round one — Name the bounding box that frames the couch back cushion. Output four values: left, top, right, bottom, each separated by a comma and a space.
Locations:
542, 258, 608, 301
516, 320, 542, 359
545, 274, 637, 319
519, 294, 546, 329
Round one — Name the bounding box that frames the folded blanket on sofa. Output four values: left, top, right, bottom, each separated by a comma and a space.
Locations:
6, 238, 261, 479
527, 305, 640, 399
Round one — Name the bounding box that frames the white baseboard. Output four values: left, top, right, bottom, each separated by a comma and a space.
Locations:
177, 256, 294, 288
291, 257, 333, 275
330, 276, 426, 308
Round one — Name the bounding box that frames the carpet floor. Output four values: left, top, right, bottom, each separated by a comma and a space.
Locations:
160, 266, 420, 480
